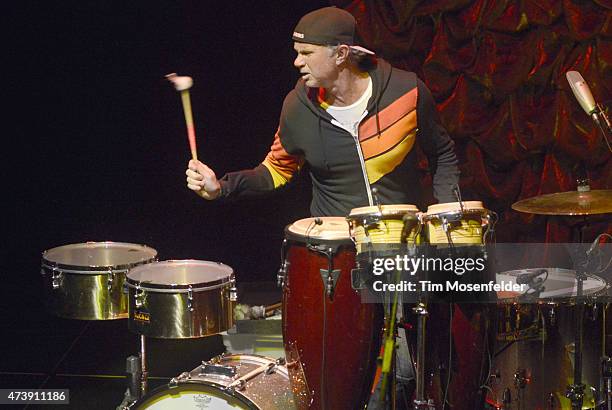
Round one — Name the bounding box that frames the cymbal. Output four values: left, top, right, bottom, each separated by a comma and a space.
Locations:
512, 189, 612, 216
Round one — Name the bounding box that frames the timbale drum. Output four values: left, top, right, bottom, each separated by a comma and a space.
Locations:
41, 242, 157, 320
126, 260, 235, 339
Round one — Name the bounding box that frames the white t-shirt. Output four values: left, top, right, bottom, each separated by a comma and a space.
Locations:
322, 77, 372, 137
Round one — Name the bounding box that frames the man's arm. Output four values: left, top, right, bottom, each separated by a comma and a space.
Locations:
416, 78, 460, 203
186, 128, 303, 200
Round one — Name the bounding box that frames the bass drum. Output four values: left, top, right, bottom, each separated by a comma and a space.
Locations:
131, 354, 301, 409
280, 217, 383, 410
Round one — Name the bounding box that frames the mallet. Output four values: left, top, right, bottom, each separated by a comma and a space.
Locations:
166, 73, 198, 161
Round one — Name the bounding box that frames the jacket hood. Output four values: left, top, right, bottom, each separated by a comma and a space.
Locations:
292, 58, 393, 118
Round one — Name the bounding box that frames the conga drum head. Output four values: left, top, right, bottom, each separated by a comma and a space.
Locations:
41, 241, 157, 320
424, 201, 485, 217
126, 260, 234, 338
286, 217, 351, 242
348, 204, 420, 218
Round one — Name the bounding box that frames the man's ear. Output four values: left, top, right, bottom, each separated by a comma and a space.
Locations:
336, 45, 351, 66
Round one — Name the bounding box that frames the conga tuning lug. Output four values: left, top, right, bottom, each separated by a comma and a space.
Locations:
320, 269, 340, 298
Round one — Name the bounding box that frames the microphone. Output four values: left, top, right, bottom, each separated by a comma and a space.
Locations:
566, 71, 598, 116
516, 269, 547, 285
566, 71, 612, 150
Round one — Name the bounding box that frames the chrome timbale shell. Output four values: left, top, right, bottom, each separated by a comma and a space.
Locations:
125, 260, 235, 339
41, 242, 158, 320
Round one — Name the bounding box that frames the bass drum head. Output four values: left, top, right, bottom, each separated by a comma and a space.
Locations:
132, 381, 256, 409
133, 354, 296, 410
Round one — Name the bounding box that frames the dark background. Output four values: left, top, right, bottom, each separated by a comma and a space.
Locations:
2, 1, 327, 408
1, 0, 611, 408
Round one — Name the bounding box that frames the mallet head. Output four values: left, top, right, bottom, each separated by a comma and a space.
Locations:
165, 73, 193, 91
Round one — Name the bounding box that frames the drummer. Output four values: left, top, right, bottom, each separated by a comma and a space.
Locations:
185, 6, 459, 214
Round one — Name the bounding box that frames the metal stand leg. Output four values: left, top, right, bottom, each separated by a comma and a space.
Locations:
413, 303, 435, 409
140, 335, 148, 396
566, 276, 585, 409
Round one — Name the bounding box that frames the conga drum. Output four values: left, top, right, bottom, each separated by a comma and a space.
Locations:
420, 201, 494, 409
280, 217, 383, 410
347, 204, 421, 253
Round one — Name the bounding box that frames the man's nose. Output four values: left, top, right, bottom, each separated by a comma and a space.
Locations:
294, 55, 303, 69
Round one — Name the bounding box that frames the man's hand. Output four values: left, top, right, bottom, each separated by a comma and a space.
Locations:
186, 159, 221, 200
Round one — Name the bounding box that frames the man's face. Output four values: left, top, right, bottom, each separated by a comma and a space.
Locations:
293, 42, 338, 88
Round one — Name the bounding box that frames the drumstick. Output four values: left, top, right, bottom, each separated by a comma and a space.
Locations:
165, 73, 198, 161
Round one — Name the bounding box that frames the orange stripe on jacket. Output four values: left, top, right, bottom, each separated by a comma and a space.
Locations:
261, 128, 302, 188
361, 110, 417, 160
359, 87, 418, 142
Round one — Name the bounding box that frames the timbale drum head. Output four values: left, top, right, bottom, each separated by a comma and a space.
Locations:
42, 242, 157, 272
126, 260, 233, 291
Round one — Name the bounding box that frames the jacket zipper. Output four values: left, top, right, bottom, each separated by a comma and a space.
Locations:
352, 134, 374, 206
330, 113, 374, 206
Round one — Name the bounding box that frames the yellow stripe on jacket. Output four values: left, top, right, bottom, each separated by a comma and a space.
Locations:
261, 128, 303, 188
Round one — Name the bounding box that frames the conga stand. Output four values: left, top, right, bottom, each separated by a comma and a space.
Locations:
413, 301, 433, 409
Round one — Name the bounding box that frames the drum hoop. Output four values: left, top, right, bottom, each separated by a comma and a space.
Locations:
284, 225, 354, 247
347, 211, 420, 221
125, 275, 233, 293
422, 208, 488, 222
41, 242, 158, 273
41, 258, 155, 275
499, 270, 609, 303
125, 260, 234, 291
132, 379, 258, 409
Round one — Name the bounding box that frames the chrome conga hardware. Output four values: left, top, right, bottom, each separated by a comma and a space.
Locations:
277, 239, 290, 288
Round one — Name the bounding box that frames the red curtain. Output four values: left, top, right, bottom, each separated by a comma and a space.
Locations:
335, 0, 611, 242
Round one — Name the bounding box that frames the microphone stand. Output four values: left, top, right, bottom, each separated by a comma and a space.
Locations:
591, 104, 612, 153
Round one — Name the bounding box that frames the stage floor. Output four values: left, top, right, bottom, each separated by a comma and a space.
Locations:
0, 281, 280, 410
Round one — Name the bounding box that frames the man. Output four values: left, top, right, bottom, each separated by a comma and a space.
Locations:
185, 6, 464, 409
186, 6, 459, 214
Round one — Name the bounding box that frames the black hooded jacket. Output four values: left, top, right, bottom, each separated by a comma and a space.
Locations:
219, 59, 459, 216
